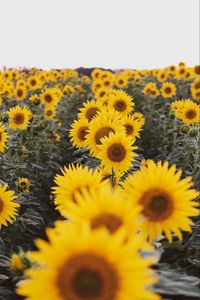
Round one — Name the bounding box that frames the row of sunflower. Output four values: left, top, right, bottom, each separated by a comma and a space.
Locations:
0, 63, 200, 299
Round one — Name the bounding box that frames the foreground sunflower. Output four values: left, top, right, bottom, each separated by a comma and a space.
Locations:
123, 161, 199, 242
97, 132, 137, 173
0, 184, 19, 229
65, 185, 141, 236
52, 164, 109, 217
17, 225, 159, 300
0, 122, 9, 153
8, 105, 32, 130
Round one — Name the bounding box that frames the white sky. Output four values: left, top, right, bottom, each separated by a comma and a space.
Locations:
0, 0, 199, 70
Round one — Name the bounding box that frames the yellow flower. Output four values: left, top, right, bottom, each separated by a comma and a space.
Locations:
29, 94, 40, 104
52, 164, 109, 217
44, 107, 56, 120
8, 105, 32, 130
27, 76, 42, 90
0, 184, 19, 229
18, 178, 30, 192
156, 70, 167, 82
78, 100, 101, 122
171, 99, 200, 125
86, 109, 124, 156
69, 118, 89, 148
122, 115, 143, 139
10, 254, 24, 271
97, 132, 137, 173
115, 74, 128, 88
0, 122, 9, 153
14, 85, 27, 101
17, 224, 159, 300
160, 82, 176, 98
65, 185, 141, 237
123, 161, 199, 242
40, 88, 59, 107
108, 90, 134, 115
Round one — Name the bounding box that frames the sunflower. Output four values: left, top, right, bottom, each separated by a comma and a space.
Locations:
115, 74, 128, 88
69, 118, 89, 148
44, 107, 56, 120
171, 99, 200, 125
95, 87, 108, 103
86, 109, 124, 156
40, 88, 59, 107
52, 164, 109, 217
27, 76, 41, 90
122, 115, 143, 139
160, 82, 176, 98
123, 161, 199, 242
91, 79, 103, 93
8, 105, 32, 130
0, 184, 19, 229
18, 178, 30, 193
108, 90, 134, 115
14, 86, 27, 101
132, 112, 145, 125
91, 68, 102, 80
143, 82, 159, 97
0, 122, 9, 153
97, 132, 137, 173
191, 79, 200, 100
29, 94, 40, 104
78, 100, 101, 122
156, 70, 167, 82
17, 224, 159, 300
65, 186, 141, 237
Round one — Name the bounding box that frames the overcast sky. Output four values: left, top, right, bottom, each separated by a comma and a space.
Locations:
0, 0, 199, 70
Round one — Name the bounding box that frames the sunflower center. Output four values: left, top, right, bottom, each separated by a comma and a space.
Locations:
46, 110, 53, 116
194, 82, 200, 89
114, 100, 127, 112
0, 198, 4, 213
17, 89, 23, 97
0, 132, 2, 141
56, 253, 118, 300
44, 94, 53, 103
100, 91, 106, 98
30, 79, 36, 86
186, 109, 196, 119
95, 127, 115, 145
124, 124, 133, 135
78, 126, 88, 141
13, 113, 25, 124
91, 213, 123, 233
164, 87, 172, 94
140, 189, 173, 221
119, 80, 124, 85
86, 107, 100, 122
107, 143, 126, 162
194, 65, 200, 75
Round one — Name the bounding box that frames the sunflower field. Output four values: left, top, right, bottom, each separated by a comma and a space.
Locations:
0, 63, 200, 300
